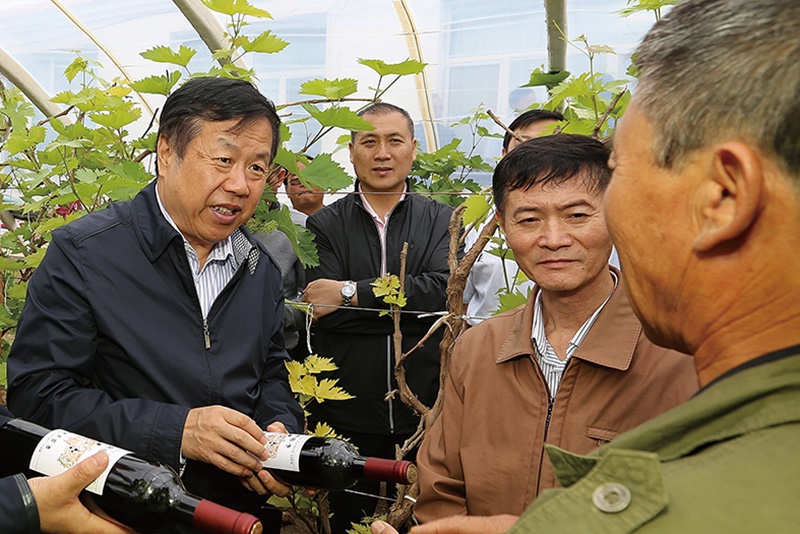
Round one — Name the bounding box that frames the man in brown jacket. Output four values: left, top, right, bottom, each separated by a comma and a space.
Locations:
413, 134, 698, 523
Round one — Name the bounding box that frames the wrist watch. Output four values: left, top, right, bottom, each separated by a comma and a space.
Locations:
341, 281, 357, 306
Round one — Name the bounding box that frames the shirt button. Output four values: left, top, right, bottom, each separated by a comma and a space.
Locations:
592, 482, 632, 513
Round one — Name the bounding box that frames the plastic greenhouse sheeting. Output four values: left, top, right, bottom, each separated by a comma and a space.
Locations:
0, 0, 658, 161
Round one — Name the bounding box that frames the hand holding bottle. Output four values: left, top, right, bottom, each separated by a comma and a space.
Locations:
28, 451, 136, 534
259, 432, 417, 491
238, 422, 292, 498
181, 405, 270, 477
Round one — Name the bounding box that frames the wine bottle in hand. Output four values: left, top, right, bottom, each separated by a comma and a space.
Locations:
0, 418, 263, 534
260, 432, 417, 491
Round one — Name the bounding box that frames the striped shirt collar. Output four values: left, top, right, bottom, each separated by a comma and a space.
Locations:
154, 185, 237, 272
531, 269, 619, 398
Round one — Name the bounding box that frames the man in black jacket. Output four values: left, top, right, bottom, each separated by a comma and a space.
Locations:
7, 77, 304, 533
302, 102, 457, 531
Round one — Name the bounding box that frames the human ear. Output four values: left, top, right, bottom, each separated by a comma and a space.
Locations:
156, 135, 174, 177
494, 209, 506, 234
693, 142, 764, 252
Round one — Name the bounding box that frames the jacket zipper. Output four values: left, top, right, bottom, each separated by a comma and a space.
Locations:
381, 211, 394, 434
361, 198, 400, 434
536, 357, 573, 495
203, 318, 211, 349
544, 395, 555, 435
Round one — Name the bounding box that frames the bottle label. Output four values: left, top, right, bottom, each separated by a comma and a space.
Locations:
30, 429, 132, 495
261, 432, 312, 472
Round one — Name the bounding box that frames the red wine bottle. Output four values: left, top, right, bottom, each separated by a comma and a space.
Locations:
0, 418, 263, 534
260, 432, 417, 491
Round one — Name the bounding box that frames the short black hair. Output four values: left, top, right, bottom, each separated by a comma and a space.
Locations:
493, 134, 611, 215
156, 77, 281, 172
502, 109, 565, 150
351, 102, 414, 142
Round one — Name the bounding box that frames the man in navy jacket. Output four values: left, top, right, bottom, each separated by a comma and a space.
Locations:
7, 77, 303, 533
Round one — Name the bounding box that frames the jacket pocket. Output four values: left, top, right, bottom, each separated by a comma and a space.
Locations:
586, 426, 620, 446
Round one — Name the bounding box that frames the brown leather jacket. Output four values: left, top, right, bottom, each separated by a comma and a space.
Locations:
415, 273, 699, 521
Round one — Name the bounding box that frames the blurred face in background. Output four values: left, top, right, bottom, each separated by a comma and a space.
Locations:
504, 119, 559, 156
284, 162, 324, 216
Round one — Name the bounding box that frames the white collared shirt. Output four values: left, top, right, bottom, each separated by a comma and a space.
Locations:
531, 270, 619, 399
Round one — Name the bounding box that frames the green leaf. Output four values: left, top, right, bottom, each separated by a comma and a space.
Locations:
616, 0, 679, 17
305, 354, 338, 374
140, 45, 197, 68
462, 194, 492, 228
106, 160, 153, 184
495, 288, 530, 315
357, 58, 426, 76
265, 495, 291, 509
250, 205, 319, 268
51, 88, 100, 107
239, 31, 289, 54
291, 374, 317, 398
311, 422, 337, 438
75, 168, 100, 184
300, 153, 353, 192
372, 276, 401, 298
522, 68, 571, 88
299, 78, 358, 100
201, 0, 273, 18
0, 257, 25, 272
300, 104, 376, 131
63, 56, 91, 83
22, 248, 46, 269
45, 138, 93, 151
4, 125, 46, 156
129, 72, 182, 96
89, 106, 142, 130
587, 44, 616, 55
315, 378, 354, 402
6, 280, 28, 300
209, 49, 235, 63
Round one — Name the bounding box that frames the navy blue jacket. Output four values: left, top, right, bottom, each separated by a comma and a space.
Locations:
7, 181, 303, 520
306, 185, 459, 436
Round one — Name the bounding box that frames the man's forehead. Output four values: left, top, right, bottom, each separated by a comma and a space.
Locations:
512, 176, 604, 201
360, 111, 411, 133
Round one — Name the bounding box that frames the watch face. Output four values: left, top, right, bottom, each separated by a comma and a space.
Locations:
342, 283, 356, 298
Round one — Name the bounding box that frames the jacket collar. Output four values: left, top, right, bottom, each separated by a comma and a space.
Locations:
352, 178, 412, 208
496, 266, 641, 371
131, 180, 258, 273
131, 180, 182, 263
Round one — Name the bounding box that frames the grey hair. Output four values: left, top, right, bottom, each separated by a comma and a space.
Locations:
633, 0, 800, 177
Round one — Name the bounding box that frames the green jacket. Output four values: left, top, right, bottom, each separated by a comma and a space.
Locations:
509, 347, 800, 533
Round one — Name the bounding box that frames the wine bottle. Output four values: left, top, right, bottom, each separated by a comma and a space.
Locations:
0, 418, 263, 534
259, 432, 417, 491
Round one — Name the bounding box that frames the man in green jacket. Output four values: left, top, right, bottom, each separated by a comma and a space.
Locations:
372, 0, 800, 532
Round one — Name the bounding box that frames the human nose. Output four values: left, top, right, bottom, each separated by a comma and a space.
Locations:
374, 140, 391, 160
537, 219, 572, 249
223, 165, 251, 196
